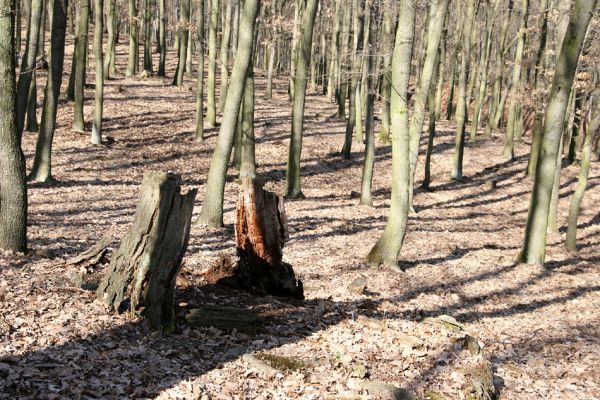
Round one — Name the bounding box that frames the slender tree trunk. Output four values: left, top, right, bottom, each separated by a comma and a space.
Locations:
240, 65, 256, 178
206, 0, 218, 126
0, 0, 27, 252
451, 0, 476, 181
434, 21, 447, 121
143, 0, 152, 72
126, 0, 138, 76
104, 0, 117, 78
359, 0, 377, 207
219, 0, 232, 111
15, 0, 43, 136
566, 94, 582, 165
484, 0, 513, 138
285, 0, 320, 199
518, 0, 596, 265
72, 0, 89, 133
407, 0, 448, 208
25, 72, 38, 132
340, 0, 364, 159
28, 0, 68, 182
196, 0, 259, 227
565, 95, 599, 251
336, 4, 351, 119
367, 0, 414, 271
378, 4, 392, 141
90, 0, 103, 144
422, 47, 440, 191
157, 0, 166, 75
503, 0, 528, 160
194, 0, 205, 141
172, 0, 190, 85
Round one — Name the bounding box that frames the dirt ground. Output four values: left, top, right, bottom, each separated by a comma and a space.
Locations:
1, 37, 599, 400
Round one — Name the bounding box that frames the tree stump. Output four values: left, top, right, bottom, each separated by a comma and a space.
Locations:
96, 172, 197, 332
205, 178, 303, 299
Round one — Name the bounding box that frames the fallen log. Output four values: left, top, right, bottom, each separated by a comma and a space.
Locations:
96, 172, 197, 332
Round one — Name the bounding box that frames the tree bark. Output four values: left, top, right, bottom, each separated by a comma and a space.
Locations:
0, 0, 27, 252
28, 0, 68, 183
173, 0, 190, 86
126, 0, 138, 76
194, 0, 205, 141
285, 0, 320, 199
206, 0, 218, 126
72, 0, 89, 133
90, 0, 104, 144
367, 0, 414, 271
97, 172, 197, 333
219, 0, 232, 111
518, 0, 596, 265
451, 0, 476, 181
196, 0, 259, 227
204, 178, 303, 299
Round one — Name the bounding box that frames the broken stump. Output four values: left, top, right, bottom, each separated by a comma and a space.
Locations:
96, 172, 197, 332
205, 178, 303, 299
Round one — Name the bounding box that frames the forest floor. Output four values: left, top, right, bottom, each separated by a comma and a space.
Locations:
1, 39, 599, 400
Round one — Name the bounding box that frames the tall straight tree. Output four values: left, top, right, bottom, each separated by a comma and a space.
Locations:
219, 0, 233, 111
157, 0, 167, 75
91, 0, 104, 144
206, 0, 219, 126
143, 0, 153, 73
285, 0, 320, 199
407, 0, 448, 208
0, 0, 27, 252
195, 0, 206, 141
566, 93, 600, 251
196, 0, 260, 227
367, 0, 414, 271
29, 0, 68, 182
104, 0, 117, 78
518, 0, 597, 265
451, 0, 475, 181
15, 0, 43, 136
126, 0, 139, 76
503, 0, 528, 160
72, 0, 89, 133
173, 0, 190, 85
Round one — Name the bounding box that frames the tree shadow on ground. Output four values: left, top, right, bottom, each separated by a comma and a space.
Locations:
2, 252, 597, 397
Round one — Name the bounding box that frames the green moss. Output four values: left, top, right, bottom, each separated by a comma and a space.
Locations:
255, 353, 306, 371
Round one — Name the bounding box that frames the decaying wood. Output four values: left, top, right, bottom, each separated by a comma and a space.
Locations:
185, 305, 258, 333
65, 230, 114, 267
204, 178, 303, 299
96, 172, 197, 332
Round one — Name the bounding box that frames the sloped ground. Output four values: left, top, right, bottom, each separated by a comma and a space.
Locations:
1, 40, 599, 399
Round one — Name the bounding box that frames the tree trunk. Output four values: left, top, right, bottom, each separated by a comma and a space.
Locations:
219, 0, 232, 111
518, 0, 596, 265
367, 0, 414, 271
28, 0, 68, 183
565, 95, 599, 251
407, 0, 448, 208
196, 0, 259, 227
240, 65, 256, 178
503, 0, 528, 161
172, 0, 190, 85
422, 47, 440, 191
90, 0, 104, 145
206, 0, 218, 126
451, 0, 475, 181
359, 0, 377, 207
104, 0, 117, 78
97, 172, 197, 333
0, 0, 27, 252
194, 0, 205, 141
126, 0, 138, 76
25, 72, 38, 132
72, 0, 89, 133
143, 0, 153, 73
378, 3, 392, 141
157, 0, 166, 75
285, 0, 320, 199
16, 0, 43, 136
204, 178, 303, 299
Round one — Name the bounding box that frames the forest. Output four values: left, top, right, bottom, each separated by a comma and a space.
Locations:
0, 0, 599, 398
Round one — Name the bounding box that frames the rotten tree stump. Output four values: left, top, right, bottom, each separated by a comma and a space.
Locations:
96, 172, 197, 332
205, 178, 303, 299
